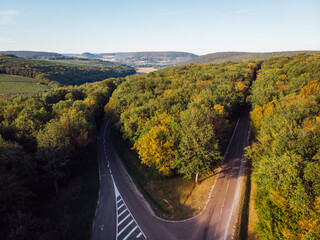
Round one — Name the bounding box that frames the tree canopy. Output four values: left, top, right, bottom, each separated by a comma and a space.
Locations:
107, 61, 259, 181
247, 53, 320, 239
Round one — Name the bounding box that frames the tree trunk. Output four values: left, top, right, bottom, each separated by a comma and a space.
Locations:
195, 172, 199, 183
54, 179, 59, 193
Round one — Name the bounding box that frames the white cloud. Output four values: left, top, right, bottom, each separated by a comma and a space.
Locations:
0, 10, 19, 24
157, 10, 189, 16
233, 9, 255, 14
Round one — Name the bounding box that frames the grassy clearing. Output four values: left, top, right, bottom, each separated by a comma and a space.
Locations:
0, 74, 48, 95
248, 182, 259, 240
38, 58, 119, 69
40, 145, 99, 240
136, 67, 158, 74
111, 126, 217, 220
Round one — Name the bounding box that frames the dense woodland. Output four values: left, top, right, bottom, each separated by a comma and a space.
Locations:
0, 78, 124, 239
106, 62, 258, 181
184, 51, 320, 65
247, 53, 320, 239
0, 53, 319, 239
0, 55, 135, 88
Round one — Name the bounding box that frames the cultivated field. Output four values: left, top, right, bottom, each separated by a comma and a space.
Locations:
0, 74, 48, 96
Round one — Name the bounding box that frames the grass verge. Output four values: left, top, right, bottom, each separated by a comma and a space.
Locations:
235, 156, 259, 240
235, 157, 252, 239
248, 182, 259, 240
111, 125, 217, 220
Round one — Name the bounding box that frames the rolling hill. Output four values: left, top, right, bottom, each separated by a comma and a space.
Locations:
181, 51, 320, 65
0, 50, 63, 59
75, 52, 102, 59
97, 51, 198, 68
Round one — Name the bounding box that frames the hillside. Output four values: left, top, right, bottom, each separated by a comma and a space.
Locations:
0, 50, 63, 59
0, 74, 49, 97
75, 52, 102, 59
181, 51, 320, 65
247, 53, 320, 239
98, 51, 198, 68
0, 55, 135, 87
0, 78, 121, 239
39, 57, 130, 69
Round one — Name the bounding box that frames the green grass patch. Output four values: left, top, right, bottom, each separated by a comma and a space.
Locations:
0, 74, 48, 95
38, 58, 121, 69
248, 182, 259, 240
111, 125, 217, 220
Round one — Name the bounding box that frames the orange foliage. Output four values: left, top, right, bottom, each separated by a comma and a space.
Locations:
162, 89, 173, 97
300, 82, 320, 98
275, 81, 288, 90
235, 81, 248, 94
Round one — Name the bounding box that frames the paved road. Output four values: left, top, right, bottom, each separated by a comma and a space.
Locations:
92, 107, 250, 240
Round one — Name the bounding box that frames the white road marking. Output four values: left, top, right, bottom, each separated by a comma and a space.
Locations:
123, 225, 138, 240
136, 232, 143, 238
215, 117, 245, 237
118, 203, 125, 210
118, 214, 130, 226
118, 209, 128, 218
111, 174, 146, 239
223, 118, 250, 240
92, 220, 95, 231
118, 219, 134, 236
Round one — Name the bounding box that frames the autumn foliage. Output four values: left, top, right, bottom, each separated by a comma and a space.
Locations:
247, 53, 320, 239
108, 62, 258, 181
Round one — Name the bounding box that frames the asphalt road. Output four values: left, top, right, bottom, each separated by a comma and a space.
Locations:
92, 107, 250, 240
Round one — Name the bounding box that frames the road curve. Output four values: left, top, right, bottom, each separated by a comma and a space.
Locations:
92, 107, 250, 240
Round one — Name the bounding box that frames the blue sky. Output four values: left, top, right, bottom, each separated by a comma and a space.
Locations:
0, 0, 319, 55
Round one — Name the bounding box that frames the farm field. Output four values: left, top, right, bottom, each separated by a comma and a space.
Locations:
38, 58, 123, 69
0, 74, 49, 96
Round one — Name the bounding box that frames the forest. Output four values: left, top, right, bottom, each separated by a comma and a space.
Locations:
0, 52, 319, 239
0, 54, 135, 88
0, 77, 124, 239
106, 61, 259, 181
247, 53, 320, 239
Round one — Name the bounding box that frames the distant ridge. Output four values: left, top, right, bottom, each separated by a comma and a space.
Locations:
97, 51, 198, 68
0, 50, 63, 59
75, 52, 102, 59
181, 51, 320, 65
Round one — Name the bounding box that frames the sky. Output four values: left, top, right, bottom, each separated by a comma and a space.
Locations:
0, 0, 319, 55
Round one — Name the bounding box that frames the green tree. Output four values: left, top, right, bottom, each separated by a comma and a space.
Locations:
36, 119, 73, 193
176, 106, 222, 183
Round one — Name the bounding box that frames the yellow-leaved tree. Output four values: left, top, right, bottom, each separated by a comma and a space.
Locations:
133, 113, 175, 176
